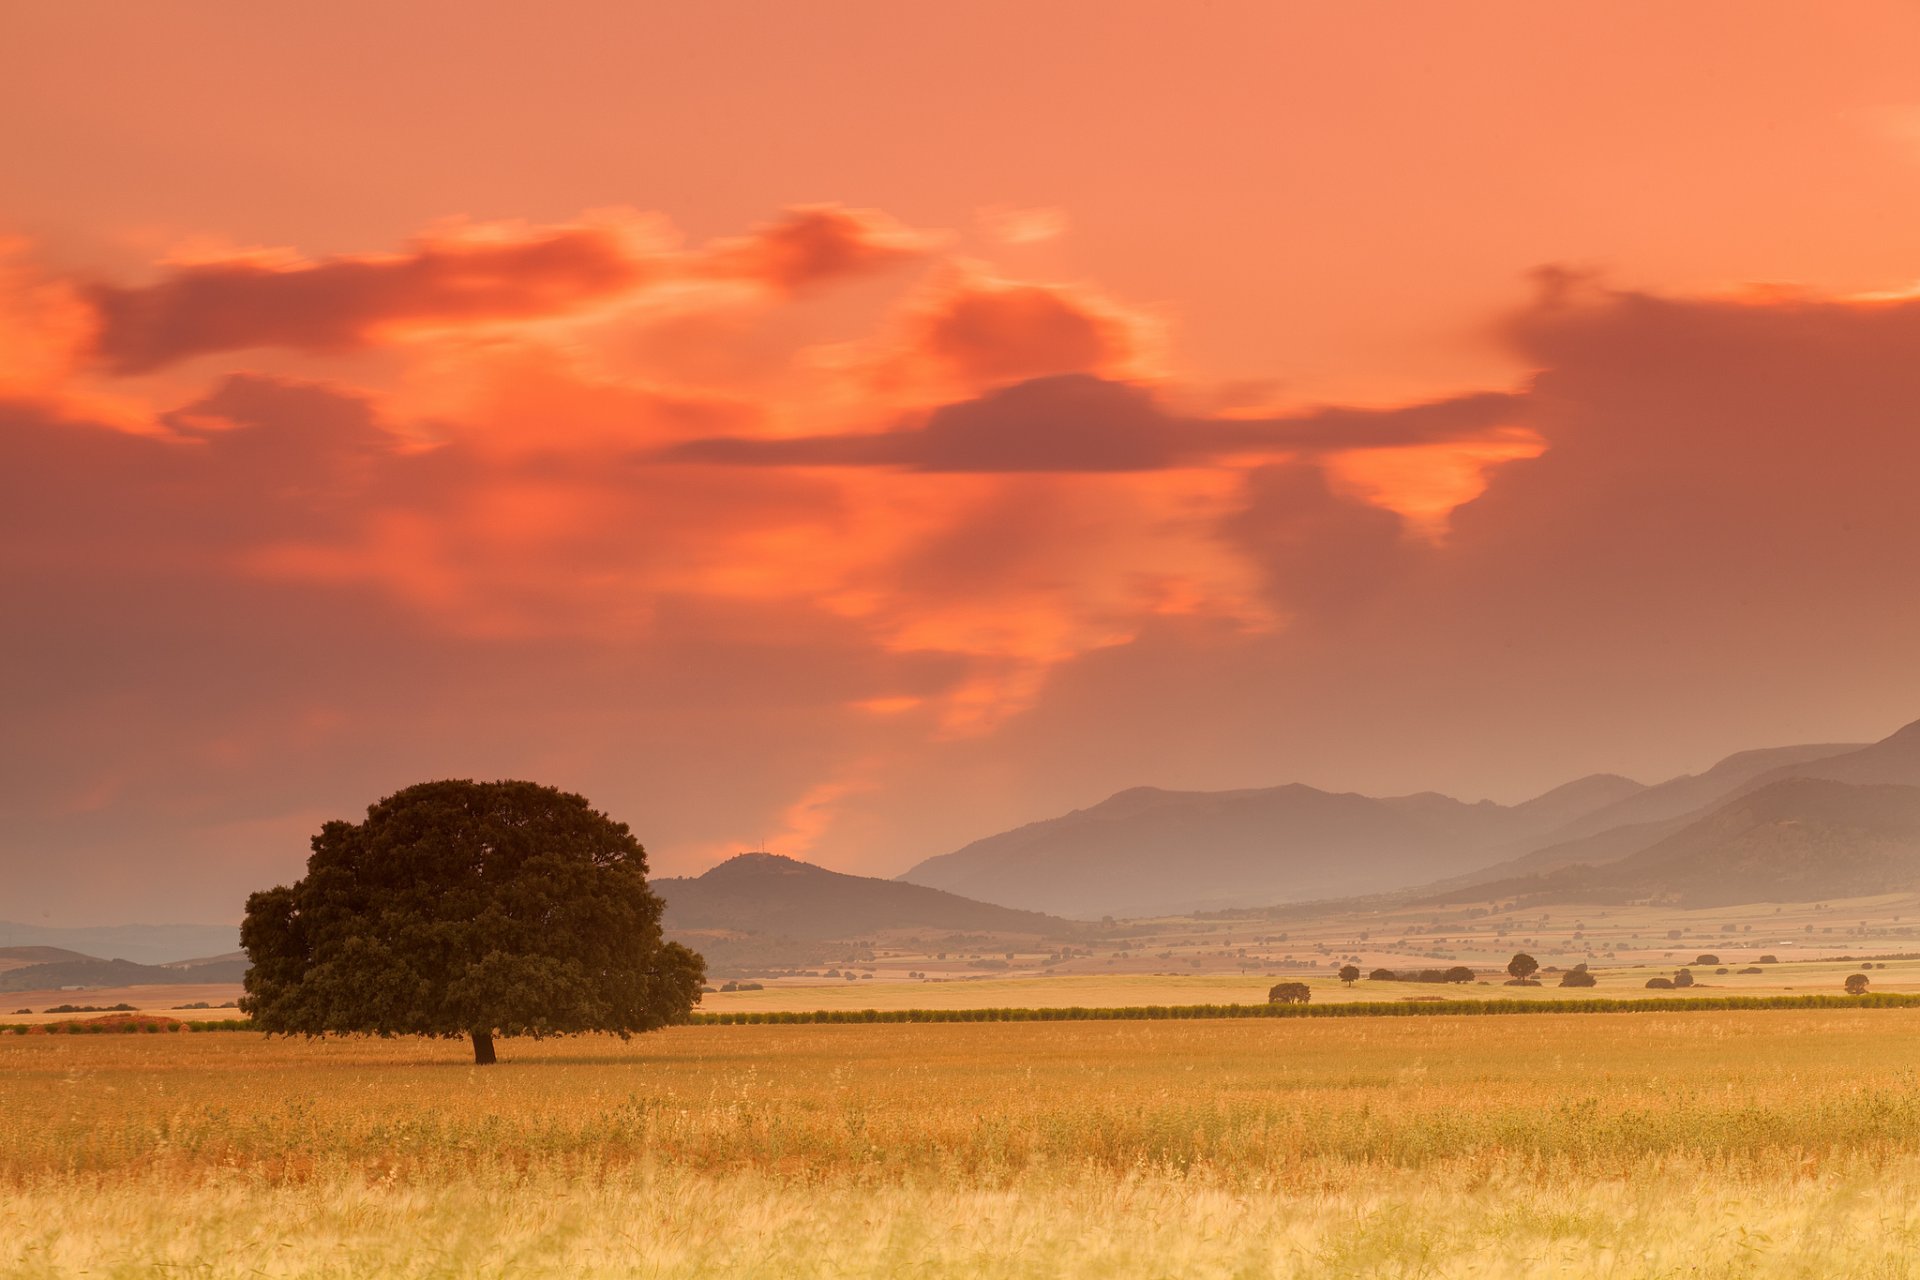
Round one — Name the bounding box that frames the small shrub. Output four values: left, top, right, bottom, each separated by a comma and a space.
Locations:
1694, 954, 1720, 965
1646, 977, 1675, 989
1759, 955, 1779, 964
1738, 966, 1763, 974
1368, 968, 1397, 981
1559, 968, 1598, 988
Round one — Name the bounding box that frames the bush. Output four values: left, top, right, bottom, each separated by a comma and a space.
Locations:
1444, 966, 1476, 984
1646, 977, 1675, 989
1503, 978, 1542, 986
1559, 968, 1598, 988
1694, 954, 1720, 965
1738, 967, 1763, 974
1759, 955, 1779, 963
1267, 982, 1311, 1005
1673, 969, 1695, 988
1368, 968, 1397, 981
1846, 973, 1870, 995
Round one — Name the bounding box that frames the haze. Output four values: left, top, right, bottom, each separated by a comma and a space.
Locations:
7, 2, 1920, 925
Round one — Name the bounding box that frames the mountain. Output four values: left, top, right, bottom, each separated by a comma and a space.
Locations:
0, 953, 249, 994
897, 777, 1642, 919
657, 853, 1071, 939
1516, 742, 1866, 848
0, 946, 95, 972
1460, 778, 1920, 908
1424, 723, 1920, 898
0, 921, 239, 966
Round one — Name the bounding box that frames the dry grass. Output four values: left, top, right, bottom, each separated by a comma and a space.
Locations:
8, 1011, 1920, 1276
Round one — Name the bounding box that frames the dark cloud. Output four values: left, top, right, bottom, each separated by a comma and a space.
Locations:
696, 206, 932, 293
88, 227, 656, 373
83, 206, 936, 374
661, 373, 1524, 472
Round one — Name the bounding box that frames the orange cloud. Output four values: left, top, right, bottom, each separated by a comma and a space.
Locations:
694, 205, 937, 294
81, 205, 941, 376
88, 215, 671, 373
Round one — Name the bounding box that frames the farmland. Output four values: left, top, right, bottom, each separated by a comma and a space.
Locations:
9, 1010, 1920, 1277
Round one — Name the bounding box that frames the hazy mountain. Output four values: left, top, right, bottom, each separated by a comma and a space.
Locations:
0, 953, 249, 995
0, 921, 239, 966
1520, 742, 1867, 847
1743, 719, 1920, 790
897, 777, 1642, 919
1461, 778, 1920, 908
658, 853, 1070, 940
1426, 721, 1920, 898
0, 946, 95, 972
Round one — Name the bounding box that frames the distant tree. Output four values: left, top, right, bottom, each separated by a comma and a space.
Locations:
1758, 954, 1779, 964
1417, 969, 1447, 983
1338, 964, 1361, 987
1845, 974, 1870, 995
241, 779, 706, 1065
1444, 965, 1475, 984
1506, 953, 1539, 982
1267, 982, 1311, 1005
1645, 977, 1675, 989
1558, 966, 1597, 988
1693, 954, 1719, 966
1672, 968, 1694, 988
1368, 968, 1397, 982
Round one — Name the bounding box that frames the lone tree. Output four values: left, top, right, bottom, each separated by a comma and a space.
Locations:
240, 779, 706, 1064
1444, 965, 1476, 984
1338, 964, 1361, 987
1845, 973, 1870, 995
1506, 952, 1539, 982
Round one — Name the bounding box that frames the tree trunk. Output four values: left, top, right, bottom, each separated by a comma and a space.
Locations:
470, 1030, 497, 1065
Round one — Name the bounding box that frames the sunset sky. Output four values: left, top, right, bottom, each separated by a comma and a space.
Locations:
8, 3, 1920, 924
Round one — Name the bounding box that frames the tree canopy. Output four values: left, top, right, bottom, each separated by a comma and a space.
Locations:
1506, 952, 1539, 981
240, 779, 705, 1063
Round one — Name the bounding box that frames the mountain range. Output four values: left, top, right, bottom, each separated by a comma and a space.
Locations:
0, 945, 248, 995
898, 718, 1920, 918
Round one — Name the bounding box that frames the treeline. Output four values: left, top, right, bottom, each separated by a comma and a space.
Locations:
0, 1019, 252, 1034
690, 992, 1920, 1024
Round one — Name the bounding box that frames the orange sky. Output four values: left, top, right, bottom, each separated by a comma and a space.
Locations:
7, 4, 1920, 923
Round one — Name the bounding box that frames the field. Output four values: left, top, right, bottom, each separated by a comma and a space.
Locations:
9, 1010, 1920, 1277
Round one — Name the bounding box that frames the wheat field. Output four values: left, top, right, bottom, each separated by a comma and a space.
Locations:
8, 1011, 1920, 1277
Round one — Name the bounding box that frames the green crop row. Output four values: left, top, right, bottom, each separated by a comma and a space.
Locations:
689, 992, 1920, 1025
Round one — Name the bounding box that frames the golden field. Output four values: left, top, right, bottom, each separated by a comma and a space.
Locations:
9, 1010, 1920, 1277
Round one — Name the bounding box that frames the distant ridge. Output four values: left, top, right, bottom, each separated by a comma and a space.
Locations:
657, 852, 1070, 939
1452, 778, 1920, 907
897, 777, 1642, 919
0, 921, 239, 966
899, 718, 1920, 919
0, 953, 248, 995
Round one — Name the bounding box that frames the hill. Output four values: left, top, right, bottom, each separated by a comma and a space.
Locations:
0, 946, 95, 973
658, 853, 1070, 939
0, 921, 239, 966
1457, 778, 1920, 908
0, 953, 249, 995
897, 777, 1643, 919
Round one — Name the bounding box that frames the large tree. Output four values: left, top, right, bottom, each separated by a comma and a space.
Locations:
240, 779, 705, 1064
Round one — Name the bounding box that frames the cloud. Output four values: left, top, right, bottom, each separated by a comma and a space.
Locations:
88, 217, 669, 374
82, 205, 939, 374
661, 372, 1527, 473
695, 205, 936, 293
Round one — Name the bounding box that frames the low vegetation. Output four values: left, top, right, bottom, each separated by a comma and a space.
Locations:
10, 1012, 1920, 1276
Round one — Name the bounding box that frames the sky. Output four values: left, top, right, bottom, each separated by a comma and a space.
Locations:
7, 3, 1920, 925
